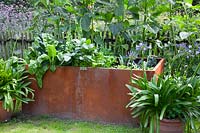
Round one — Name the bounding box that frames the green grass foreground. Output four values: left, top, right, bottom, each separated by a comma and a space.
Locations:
0, 115, 141, 133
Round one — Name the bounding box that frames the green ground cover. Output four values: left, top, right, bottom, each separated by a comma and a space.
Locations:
1, 115, 199, 133
0, 115, 141, 133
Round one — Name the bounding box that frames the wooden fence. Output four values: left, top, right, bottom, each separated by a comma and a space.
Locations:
0, 31, 130, 59
0, 32, 34, 59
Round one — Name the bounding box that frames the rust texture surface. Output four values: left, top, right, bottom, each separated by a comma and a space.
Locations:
23, 59, 164, 125
0, 101, 12, 122
160, 119, 183, 133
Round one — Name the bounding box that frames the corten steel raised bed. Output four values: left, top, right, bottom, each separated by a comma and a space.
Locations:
23, 59, 164, 125
0, 101, 12, 122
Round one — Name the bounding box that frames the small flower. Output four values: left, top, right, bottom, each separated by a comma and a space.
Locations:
126, 51, 138, 59
196, 48, 200, 55
136, 42, 150, 51
176, 43, 188, 50
0, 2, 33, 32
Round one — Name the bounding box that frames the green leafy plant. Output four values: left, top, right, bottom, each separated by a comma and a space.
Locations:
24, 33, 71, 88
66, 38, 116, 67
66, 38, 97, 67
118, 54, 158, 70
126, 73, 200, 133
25, 33, 116, 88
0, 57, 34, 111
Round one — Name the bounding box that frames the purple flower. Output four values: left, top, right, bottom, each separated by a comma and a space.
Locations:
194, 42, 200, 55
127, 51, 134, 56
126, 51, 138, 58
196, 50, 200, 55
176, 43, 188, 49
177, 42, 200, 57
136, 42, 151, 51
0, 2, 33, 32
195, 47, 200, 55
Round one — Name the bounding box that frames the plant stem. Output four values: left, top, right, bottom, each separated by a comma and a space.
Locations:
169, 3, 176, 54
142, 0, 148, 42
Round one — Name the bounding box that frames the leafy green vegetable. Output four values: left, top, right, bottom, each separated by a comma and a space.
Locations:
25, 34, 116, 88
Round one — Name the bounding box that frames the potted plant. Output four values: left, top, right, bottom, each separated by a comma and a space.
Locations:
0, 57, 34, 122
126, 72, 200, 133
22, 33, 164, 125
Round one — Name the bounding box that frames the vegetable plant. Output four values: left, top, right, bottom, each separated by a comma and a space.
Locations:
25, 33, 71, 88
25, 33, 116, 88
118, 54, 158, 70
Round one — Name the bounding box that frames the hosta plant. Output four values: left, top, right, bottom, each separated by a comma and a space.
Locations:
126, 73, 200, 133
0, 57, 34, 111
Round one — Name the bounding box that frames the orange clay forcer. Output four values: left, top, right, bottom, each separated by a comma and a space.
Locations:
160, 119, 184, 133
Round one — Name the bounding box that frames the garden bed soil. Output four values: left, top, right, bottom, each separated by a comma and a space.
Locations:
23, 59, 164, 125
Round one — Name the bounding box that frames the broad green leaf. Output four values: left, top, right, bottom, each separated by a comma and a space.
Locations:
50, 64, 56, 72
63, 54, 71, 63
35, 0, 50, 8
149, 117, 155, 133
37, 54, 49, 64
81, 14, 91, 31
28, 60, 38, 74
191, 5, 200, 10
105, 13, 114, 22
46, 45, 57, 58
160, 105, 169, 120
94, 35, 104, 45
109, 23, 123, 35
47, 16, 60, 24
154, 94, 159, 107
128, 6, 139, 19
35, 65, 48, 88
136, 95, 150, 102
66, 6, 76, 13
137, 102, 152, 107
114, 5, 124, 17
125, 84, 139, 93
179, 32, 194, 40
86, 39, 92, 45
184, 0, 193, 5
144, 24, 159, 34
167, 0, 175, 5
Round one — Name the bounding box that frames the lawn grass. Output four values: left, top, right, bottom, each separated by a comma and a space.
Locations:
0, 115, 141, 133
1, 115, 199, 133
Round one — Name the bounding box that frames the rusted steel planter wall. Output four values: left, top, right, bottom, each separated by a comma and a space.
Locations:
23, 59, 164, 125
0, 101, 12, 122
